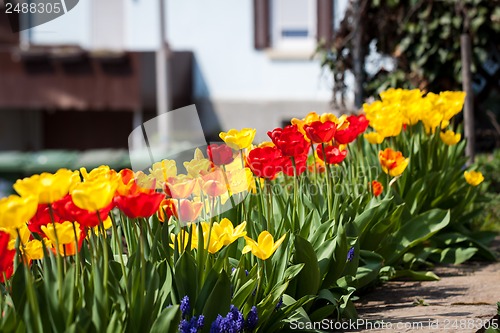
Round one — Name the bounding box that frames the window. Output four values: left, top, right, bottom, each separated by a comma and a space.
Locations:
271, 0, 316, 51
253, 0, 333, 53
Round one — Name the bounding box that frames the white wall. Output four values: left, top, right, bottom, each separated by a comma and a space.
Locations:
29, 0, 342, 102
166, 0, 332, 101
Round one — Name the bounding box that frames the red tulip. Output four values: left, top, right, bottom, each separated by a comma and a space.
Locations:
28, 203, 62, 235
267, 125, 309, 157
335, 115, 369, 144
207, 144, 234, 166
316, 145, 348, 165
354, 115, 369, 134
281, 154, 308, 177
114, 192, 165, 218
304, 121, 336, 143
246, 147, 285, 180
0, 231, 15, 283
52, 194, 113, 228
335, 127, 358, 144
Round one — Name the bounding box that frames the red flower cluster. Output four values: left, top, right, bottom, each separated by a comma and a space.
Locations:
246, 147, 285, 180
0, 231, 15, 282
317, 145, 348, 165
114, 192, 164, 219
53, 195, 113, 228
335, 115, 369, 144
268, 125, 309, 157
114, 168, 165, 219
304, 121, 336, 143
282, 154, 307, 177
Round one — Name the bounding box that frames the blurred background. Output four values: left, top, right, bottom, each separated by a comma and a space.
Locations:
0, 0, 499, 197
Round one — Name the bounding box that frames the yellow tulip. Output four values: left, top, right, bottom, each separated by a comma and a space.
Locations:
71, 180, 118, 211
320, 113, 349, 130
464, 171, 484, 186
92, 216, 113, 236
193, 147, 205, 161
212, 218, 246, 246
364, 101, 404, 138
364, 132, 385, 144
170, 219, 246, 254
440, 91, 466, 122
0, 195, 38, 230
135, 171, 157, 191
242, 231, 286, 260
42, 221, 80, 245
292, 111, 323, 141
23, 240, 44, 261
80, 165, 120, 183
440, 130, 461, 146
202, 222, 224, 254
223, 154, 246, 173
14, 169, 80, 204
41, 221, 81, 256
4, 224, 31, 250
219, 128, 256, 150
183, 158, 212, 178
149, 159, 177, 187
201, 220, 246, 254
228, 168, 253, 194
170, 226, 199, 251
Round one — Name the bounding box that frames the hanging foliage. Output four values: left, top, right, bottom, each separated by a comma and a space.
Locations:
317, 0, 500, 106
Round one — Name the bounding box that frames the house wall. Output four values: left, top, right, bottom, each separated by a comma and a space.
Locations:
27, 0, 351, 142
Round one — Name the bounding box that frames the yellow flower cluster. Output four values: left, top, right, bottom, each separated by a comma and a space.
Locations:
170, 218, 286, 260
363, 88, 466, 143
171, 218, 246, 254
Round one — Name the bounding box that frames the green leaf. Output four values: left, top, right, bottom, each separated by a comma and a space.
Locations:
439, 247, 478, 264
174, 252, 199, 306
293, 236, 320, 298
231, 278, 258, 310
393, 270, 440, 281
378, 209, 450, 265
201, 272, 231, 333
150, 305, 181, 333
356, 250, 384, 289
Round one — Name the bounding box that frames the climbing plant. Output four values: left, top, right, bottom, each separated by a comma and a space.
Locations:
318, 0, 500, 106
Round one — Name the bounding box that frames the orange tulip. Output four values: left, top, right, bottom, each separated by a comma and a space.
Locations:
158, 198, 178, 223
371, 180, 383, 197
178, 199, 203, 224
165, 176, 196, 199
378, 148, 409, 177
201, 169, 228, 197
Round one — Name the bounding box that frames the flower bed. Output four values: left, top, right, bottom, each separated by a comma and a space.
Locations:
0, 89, 493, 333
